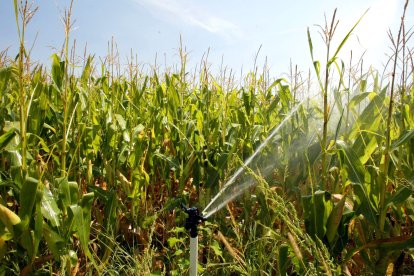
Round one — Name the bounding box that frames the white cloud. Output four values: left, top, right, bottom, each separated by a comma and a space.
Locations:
134, 0, 244, 41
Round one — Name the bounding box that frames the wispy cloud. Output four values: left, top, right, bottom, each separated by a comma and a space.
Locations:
134, 0, 244, 41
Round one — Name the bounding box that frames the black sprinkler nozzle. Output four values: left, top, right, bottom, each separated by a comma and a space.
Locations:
181, 204, 206, 238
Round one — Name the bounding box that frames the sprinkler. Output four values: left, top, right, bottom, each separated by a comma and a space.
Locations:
181, 204, 206, 276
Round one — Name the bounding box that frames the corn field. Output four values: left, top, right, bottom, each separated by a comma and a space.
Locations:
0, 1, 414, 275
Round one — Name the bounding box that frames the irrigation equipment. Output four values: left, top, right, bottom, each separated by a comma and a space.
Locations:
181, 100, 306, 274
181, 204, 206, 276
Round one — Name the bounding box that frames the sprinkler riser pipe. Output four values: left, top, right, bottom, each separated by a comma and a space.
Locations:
181, 205, 206, 276
190, 237, 198, 276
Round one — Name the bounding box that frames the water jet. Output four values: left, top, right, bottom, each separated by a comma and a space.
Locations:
182, 100, 305, 275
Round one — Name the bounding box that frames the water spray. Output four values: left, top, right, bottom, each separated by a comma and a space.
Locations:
181, 204, 206, 276
202, 99, 306, 218
181, 100, 306, 274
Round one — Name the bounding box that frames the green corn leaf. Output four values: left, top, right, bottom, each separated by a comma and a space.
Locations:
403, 103, 414, 127
357, 136, 378, 165
349, 88, 387, 140
348, 92, 376, 110
17, 188, 43, 261
0, 67, 12, 96
391, 129, 414, 150
69, 205, 90, 255
41, 187, 61, 227
69, 192, 94, 260
85, 125, 101, 156
265, 95, 281, 117
81, 56, 93, 84
278, 243, 289, 275
352, 183, 378, 228
19, 177, 39, 227
336, 140, 366, 184
87, 185, 110, 201
0, 238, 6, 260
87, 186, 117, 232
43, 123, 57, 134
326, 195, 346, 244
406, 197, 414, 220
103, 191, 117, 232
328, 9, 368, 67
114, 113, 127, 130
19, 230, 35, 259
167, 237, 184, 247
336, 141, 378, 227
195, 110, 204, 133
307, 27, 314, 61
153, 152, 179, 170
179, 153, 196, 191
313, 61, 320, 76
346, 235, 414, 262
0, 128, 16, 150
42, 222, 66, 260
331, 210, 354, 257
33, 189, 43, 261
279, 84, 292, 110
360, 79, 367, 92
302, 190, 333, 240
242, 88, 252, 115
13, 0, 21, 41
51, 54, 64, 90
333, 108, 344, 143
0, 204, 21, 235
265, 78, 285, 97
385, 187, 412, 208
57, 177, 79, 210
209, 240, 223, 260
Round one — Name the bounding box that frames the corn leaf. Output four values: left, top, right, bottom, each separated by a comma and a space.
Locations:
328, 9, 367, 67
19, 177, 39, 227
42, 222, 66, 260
69, 192, 94, 260
0, 128, 16, 150
391, 129, 414, 150
385, 187, 412, 208
41, 187, 61, 227
51, 54, 64, 90
326, 195, 346, 244
302, 190, 333, 240
0, 204, 21, 235
336, 140, 378, 228
57, 177, 79, 209
278, 243, 289, 275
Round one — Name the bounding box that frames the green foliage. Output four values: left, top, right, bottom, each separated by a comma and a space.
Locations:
0, 1, 413, 274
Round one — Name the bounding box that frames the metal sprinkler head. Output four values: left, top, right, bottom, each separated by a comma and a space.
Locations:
181, 204, 206, 238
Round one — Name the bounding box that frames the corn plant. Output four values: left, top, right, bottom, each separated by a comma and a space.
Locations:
0, 1, 414, 274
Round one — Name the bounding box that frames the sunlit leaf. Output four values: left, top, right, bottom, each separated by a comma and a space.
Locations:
0, 204, 21, 235
41, 187, 61, 227
302, 190, 333, 240
0, 128, 16, 150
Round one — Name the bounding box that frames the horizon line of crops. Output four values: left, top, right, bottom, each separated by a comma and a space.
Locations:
1, 0, 414, 274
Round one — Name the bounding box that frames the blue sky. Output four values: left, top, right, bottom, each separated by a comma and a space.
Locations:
1, 0, 412, 75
